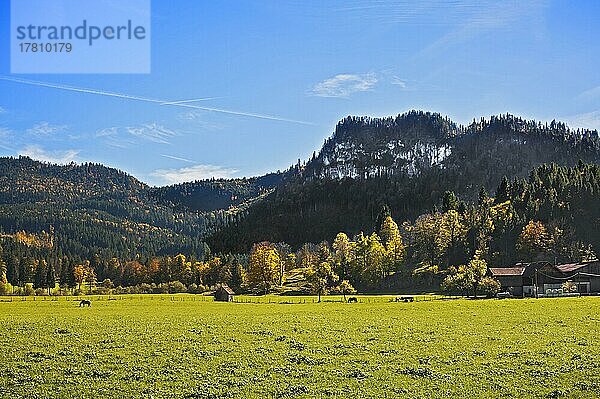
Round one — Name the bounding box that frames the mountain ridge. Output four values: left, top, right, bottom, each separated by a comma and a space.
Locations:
208, 111, 600, 252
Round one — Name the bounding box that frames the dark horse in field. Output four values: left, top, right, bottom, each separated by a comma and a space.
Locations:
79, 299, 91, 307
347, 297, 358, 303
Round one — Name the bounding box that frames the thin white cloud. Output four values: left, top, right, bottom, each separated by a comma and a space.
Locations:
160, 154, 196, 163
577, 85, 600, 101
18, 145, 79, 164
26, 122, 67, 136
390, 76, 407, 88
414, 1, 546, 61
95, 127, 136, 149
126, 123, 177, 145
176, 111, 226, 131
332, 1, 496, 25
0, 106, 6, 114
150, 164, 239, 185
562, 110, 600, 131
0, 76, 313, 125
95, 127, 119, 138
0, 127, 15, 153
311, 73, 378, 98
95, 124, 177, 147
178, 111, 200, 121
0, 127, 12, 139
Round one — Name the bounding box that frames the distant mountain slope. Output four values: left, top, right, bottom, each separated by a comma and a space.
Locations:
0, 157, 212, 259
209, 111, 600, 252
0, 156, 146, 203
150, 172, 284, 212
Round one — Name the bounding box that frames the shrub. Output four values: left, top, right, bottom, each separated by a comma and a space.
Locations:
168, 281, 187, 294
113, 286, 126, 295
23, 284, 35, 296
35, 288, 47, 296
102, 279, 114, 289
191, 284, 208, 294
138, 283, 153, 294
479, 277, 501, 298
441, 273, 468, 295
93, 287, 111, 295
0, 282, 10, 295
23, 285, 35, 296
562, 281, 577, 293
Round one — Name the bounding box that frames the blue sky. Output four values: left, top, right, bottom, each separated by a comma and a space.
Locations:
0, 0, 599, 185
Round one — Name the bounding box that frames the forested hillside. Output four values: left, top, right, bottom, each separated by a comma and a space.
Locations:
209, 111, 600, 252
150, 172, 284, 212
505, 162, 600, 258
0, 157, 214, 260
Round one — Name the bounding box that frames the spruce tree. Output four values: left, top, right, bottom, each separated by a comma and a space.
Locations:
46, 262, 56, 295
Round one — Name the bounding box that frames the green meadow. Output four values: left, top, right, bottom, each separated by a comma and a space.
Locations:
1, 295, 599, 398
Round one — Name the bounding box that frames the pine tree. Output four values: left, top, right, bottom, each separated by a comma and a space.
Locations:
442, 191, 459, 212
45, 262, 56, 295
18, 258, 29, 286
0, 245, 6, 286
478, 187, 489, 206
374, 204, 391, 233
495, 177, 511, 204
34, 260, 46, 289
228, 258, 245, 292
6, 255, 19, 287
59, 257, 70, 289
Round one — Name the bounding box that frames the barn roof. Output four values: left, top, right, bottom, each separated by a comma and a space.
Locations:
489, 267, 526, 276
556, 260, 598, 273
556, 263, 585, 273
218, 284, 235, 295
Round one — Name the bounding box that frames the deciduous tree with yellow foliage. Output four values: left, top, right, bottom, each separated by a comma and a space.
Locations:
247, 242, 281, 294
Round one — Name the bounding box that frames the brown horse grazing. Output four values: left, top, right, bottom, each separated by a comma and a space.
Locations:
347, 297, 358, 303
79, 299, 91, 307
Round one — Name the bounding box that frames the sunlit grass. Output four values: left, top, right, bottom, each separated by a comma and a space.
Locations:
1, 295, 599, 398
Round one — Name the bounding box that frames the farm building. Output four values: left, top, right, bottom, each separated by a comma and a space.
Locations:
214, 284, 235, 302
489, 260, 600, 297
556, 261, 600, 293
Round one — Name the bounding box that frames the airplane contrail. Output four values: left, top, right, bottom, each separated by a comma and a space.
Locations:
0, 76, 165, 104
0, 76, 314, 125
160, 97, 223, 105
166, 102, 314, 125
160, 154, 196, 163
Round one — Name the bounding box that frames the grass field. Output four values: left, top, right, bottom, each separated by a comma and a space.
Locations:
1, 295, 599, 398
